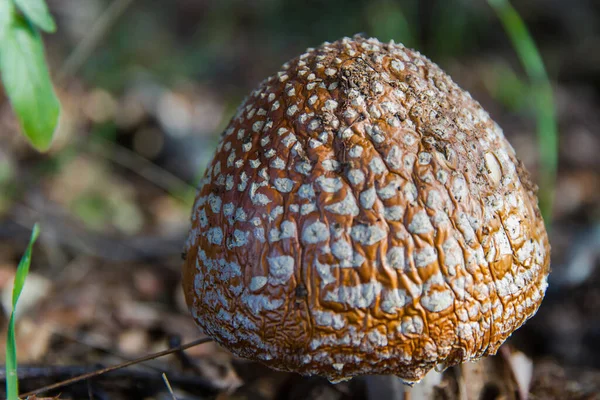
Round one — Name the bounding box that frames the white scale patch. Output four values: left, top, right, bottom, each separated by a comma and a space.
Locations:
418, 152, 431, 165
333, 363, 344, 371
426, 190, 443, 209
451, 175, 468, 202
420, 273, 455, 312
296, 162, 312, 175
386, 246, 406, 270
229, 229, 248, 247
323, 99, 339, 111
206, 227, 223, 245
238, 172, 249, 191
325, 192, 359, 216
504, 214, 521, 241
252, 120, 265, 132
242, 292, 284, 314
381, 288, 410, 313
252, 193, 271, 206
223, 202, 235, 216
322, 159, 340, 171
315, 259, 336, 287
414, 245, 437, 267
270, 206, 284, 220
369, 157, 386, 175
309, 139, 323, 149
351, 224, 387, 246
457, 213, 476, 245
399, 315, 424, 335
386, 145, 403, 170
227, 151, 236, 167
301, 203, 317, 215
254, 227, 266, 243
302, 221, 330, 244
274, 177, 294, 193
225, 175, 234, 190
287, 105, 299, 116
298, 184, 315, 199
250, 276, 267, 291
282, 133, 297, 147
198, 208, 208, 228
349, 145, 363, 158
324, 280, 382, 308
367, 329, 388, 347
403, 182, 418, 204
347, 169, 365, 185
332, 239, 353, 261
442, 237, 463, 273
265, 149, 276, 158
408, 210, 434, 234
219, 260, 242, 281
268, 220, 297, 242
208, 193, 222, 213
360, 187, 377, 209
377, 181, 399, 200
316, 176, 343, 193
391, 59, 405, 72
384, 206, 404, 221
268, 255, 295, 285
313, 310, 345, 329
516, 239, 534, 263
420, 289, 454, 312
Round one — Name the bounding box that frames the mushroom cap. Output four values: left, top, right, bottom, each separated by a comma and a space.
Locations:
182, 36, 550, 383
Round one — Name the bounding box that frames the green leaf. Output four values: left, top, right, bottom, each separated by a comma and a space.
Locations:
0, 0, 15, 41
0, 15, 60, 152
14, 0, 56, 32
5, 223, 40, 400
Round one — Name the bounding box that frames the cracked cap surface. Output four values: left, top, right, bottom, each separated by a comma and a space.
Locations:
182, 35, 550, 383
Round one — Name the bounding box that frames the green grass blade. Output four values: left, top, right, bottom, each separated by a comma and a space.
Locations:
487, 0, 558, 225
5, 223, 40, 400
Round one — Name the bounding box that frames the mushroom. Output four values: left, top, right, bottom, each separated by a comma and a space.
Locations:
182, 35, 550, 384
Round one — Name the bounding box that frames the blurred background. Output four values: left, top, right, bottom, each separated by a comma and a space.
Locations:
0, 0, 599, 398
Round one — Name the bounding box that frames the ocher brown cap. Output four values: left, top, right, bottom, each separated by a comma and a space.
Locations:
182, 35, 550, 383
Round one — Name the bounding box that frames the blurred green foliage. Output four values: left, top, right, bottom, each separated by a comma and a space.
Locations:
488, 0, 558, 225
0, 0, 60, 152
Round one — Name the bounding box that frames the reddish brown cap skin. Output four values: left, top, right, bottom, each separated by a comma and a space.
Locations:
182, 36, 550, 383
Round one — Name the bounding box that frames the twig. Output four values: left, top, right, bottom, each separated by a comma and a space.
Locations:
51, 328, 165, 373
20, 337, 213, 398
58, 0, 136, 82
5, 205, 184, 263
82, 137, 196, 206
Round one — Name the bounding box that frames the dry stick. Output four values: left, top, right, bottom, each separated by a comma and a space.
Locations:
83, 137, 196, 205
20, 337, 213, 398
57, 0, 136, 82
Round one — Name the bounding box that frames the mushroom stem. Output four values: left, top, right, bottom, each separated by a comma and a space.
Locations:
365, 370, 443, 400
365, 375, 407, 400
